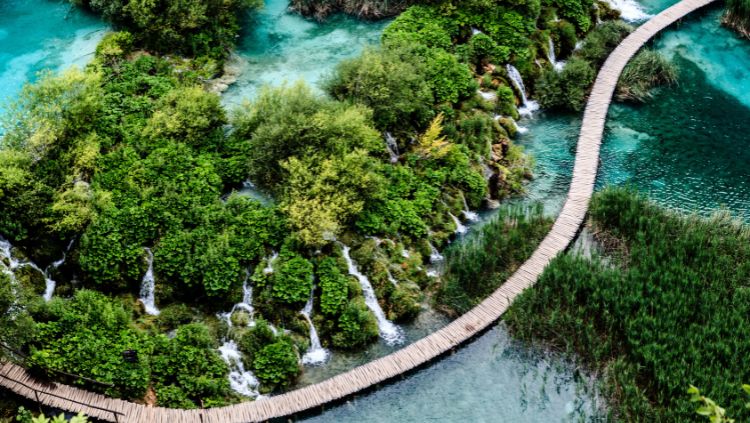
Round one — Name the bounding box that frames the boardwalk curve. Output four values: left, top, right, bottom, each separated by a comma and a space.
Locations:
0, 0, 719, 420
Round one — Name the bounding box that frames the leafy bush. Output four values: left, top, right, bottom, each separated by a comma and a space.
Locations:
252, 338, 300, 386
317, 257, 349, 316
535, 57, 595, 111
332, 298, 379, 349
271, 254, 314, 305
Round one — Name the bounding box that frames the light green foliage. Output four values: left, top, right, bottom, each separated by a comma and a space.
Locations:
252, 338, 300, 386
506, 188, 750, 420
536, 57, 595, 111
95, 31, 134, 63
317, 257, 349, 316
382, 6, 457, 50
332, 299, 379, 349
15, 409, 88, 423
325, 47, 435, 132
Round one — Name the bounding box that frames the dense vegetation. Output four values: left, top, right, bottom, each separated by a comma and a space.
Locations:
0, 0, 665, 411
291, 0, 421, 19
436, 205, 551, 314
506, 188, 750, 421
70, 0, 260, 60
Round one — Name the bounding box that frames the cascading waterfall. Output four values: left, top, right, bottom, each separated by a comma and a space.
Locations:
216, 269, 264, 397
461, 194, 480, 222
505, 64, 539, 116
218, 269, 255, 328
218, 340, 262, 398
449, 213, 469, 235
340, 244, 404, 345
42, 239, 74, 302
0, 238, 19, 285
263, 252, 278, 274
384, 132, 399, 163
547, 37, 565, 71
429, 242, 444, 263
300, 285, 330, 365
139, 248, 160, 316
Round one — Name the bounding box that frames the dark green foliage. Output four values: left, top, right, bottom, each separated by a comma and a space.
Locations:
616, 49, 678, 102
317, 257, 349, 316
150, 323, 230, 407
544, 0, 594, 31
332, 299, 379, 348
506, 188, 750, 421
238, 318, 276, 363
576, 20, 633, 66
436, 204, 552, 314
252, 338, 300, 386
536, 57, 595, 111
72, 0, 261, 59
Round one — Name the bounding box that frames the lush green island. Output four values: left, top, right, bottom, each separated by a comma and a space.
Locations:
1, 0, 734, 418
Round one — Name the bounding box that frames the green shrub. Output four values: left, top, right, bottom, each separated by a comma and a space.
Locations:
577, 20, 633, 66
535, 57, 595, 111
271, 255, 313, 305
252, 338, 300, 386
238, 318, 276, 363
332, 299, 379, 349
317, 257, 349, 316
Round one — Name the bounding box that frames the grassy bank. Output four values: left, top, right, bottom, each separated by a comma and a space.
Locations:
505, 187, 750, 421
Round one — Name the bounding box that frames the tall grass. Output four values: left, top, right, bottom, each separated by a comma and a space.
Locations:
724, 0, 750, 39
616, 49, 678, 103
436, 204, 552, 315
506, 187, 750, 421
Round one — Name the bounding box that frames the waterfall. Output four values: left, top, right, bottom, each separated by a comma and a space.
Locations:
218, 269, 255, 328
429, 242, 444, 263
218, 340, 262, 398
384, 132, 399, 163
300, 286, 330, 365
450, 213, 468, 235
263, 252, 278, 275
601, 0, 651, 21
386, 269, 399, 286
478, 90, 497, 102
340, 245, 404, 345
42, 239, 74, 302
505, 64, 539, 116
471, 27, 483, 36
401, 249, 410, 259
547, 37, 565, 71
139, 248, 160, 316
461, 194, 480, 222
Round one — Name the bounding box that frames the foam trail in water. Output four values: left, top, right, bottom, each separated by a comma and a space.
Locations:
300, 285, 330, 365
340, 244, 404, 345
506, 64, 540, 116
139, 248, 160, 316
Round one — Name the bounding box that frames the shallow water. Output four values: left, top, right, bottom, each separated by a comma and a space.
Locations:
0, 0, 106, 118
300, 324, 604, 423
222, 0, 388, 107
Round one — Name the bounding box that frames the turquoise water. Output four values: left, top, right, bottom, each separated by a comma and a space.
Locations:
301, 325, 603, 423
222, 0, 389, 106
0, 0, 106, 117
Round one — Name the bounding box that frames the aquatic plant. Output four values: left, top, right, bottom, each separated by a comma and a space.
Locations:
507, 188, 750, 420
616, 49, 678, 102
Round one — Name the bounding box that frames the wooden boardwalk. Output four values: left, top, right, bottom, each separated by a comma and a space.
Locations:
0, 0, 719, 420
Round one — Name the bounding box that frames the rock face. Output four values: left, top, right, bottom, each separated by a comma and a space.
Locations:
204, 54, 246, 94
290, 0, 418, 20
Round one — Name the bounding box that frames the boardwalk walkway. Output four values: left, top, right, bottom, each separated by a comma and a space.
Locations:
0, 0, 719, 420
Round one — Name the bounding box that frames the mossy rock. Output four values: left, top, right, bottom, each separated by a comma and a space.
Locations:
331, 298, 379, 349
388, 282, 422, 321
15, 266, 45, 295
497, 117, 518, 138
